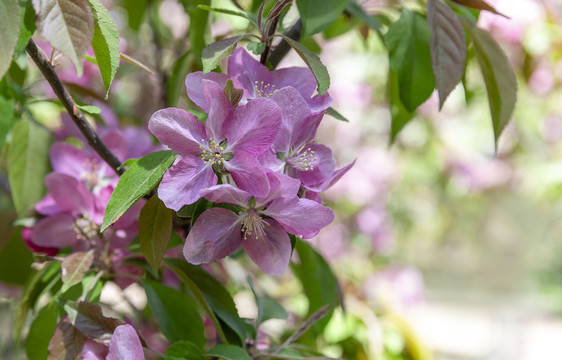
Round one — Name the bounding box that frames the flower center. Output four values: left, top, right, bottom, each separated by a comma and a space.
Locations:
254, 81, 278, 98
73, 215, 99, 243
287, 147, 317, 171
241, 209, 270, 240
80, 158, 101, 187
199, 138, 225, 165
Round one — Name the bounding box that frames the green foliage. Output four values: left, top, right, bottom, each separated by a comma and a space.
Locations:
297, 0, 348, 37
0, 230, 33, 285
198, 5, 256, 25
249, 279, 288, 329
346, 0, 383, 39
281, 36, 330, 95
123, 0, 147, 30
8, 117, 53, 216
427, 0, 466, 108
0, 0, 20, 79
205, 344, 252, 360
139, 195, 173, 271
166, 341, 205, 360
463, 19, 517, 147
143, 279, 206, 347
25, 302, 59, 360
87, 0, 120, 98
325, 107, 349, 122
388, 68, 415, 144
0, 89, 16, 148
101, 150, 177, 231
202, 35, 243, 74
386, 8, 435, 112
32, 0, 94, 76
14, 0, 36, 57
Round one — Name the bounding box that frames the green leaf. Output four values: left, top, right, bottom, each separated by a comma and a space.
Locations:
139, 195, 173, 272
202, 35, 243, 74
142, 279, 205, 347
296, 0, 348, 37
61, 250, 94, 292
14, 0, 36, 58
63, 301, 125, 345
185, 0, 210, 65
346, 0, 383, 39
166, 341, 205, 360
388, 68, 415, 144
47, 317, 86, 359
463, 20, 517, 146
205, 344, 252, 360
291, 240, 342, 334
280, 36, 330, 95
0, 94, 15, 147
0, 230, 33, 285
247, 41, 266, 55
325, 107, 349, 122
197, 5, 256, 25
8, 117, 53, 216
87, 0, 120, 98
168, 50, 194, 106
101, 150, 177, 231
385, 8, 435, 112
123, 0, 147, 30
0, 0, 20, 79
25, 302, 59, 360
248, 279, 287, 328
427, 0, 466, 108
32, 0, 94, 76
75, 103, 101, 114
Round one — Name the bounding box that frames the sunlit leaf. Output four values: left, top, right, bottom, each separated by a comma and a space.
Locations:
427, 0, 466, 108
463, 20, 517, 146
26, 302, 59, 360
205, 344, 252, 360
0, 0, 20, 78
202, 35, 243, 74
14, 0, 36, 57
166, 341, 205, 360
139, 195, 173, 272
281, 36, 330, 95
61, 250, 94, 292
325, 107, 349, 122
385, 8, 435, 112
87, 0, 120, 98
8, 117, 53, 216
388, 68, 415, 144
101, 150, 177, 231
32, 0, 94, 76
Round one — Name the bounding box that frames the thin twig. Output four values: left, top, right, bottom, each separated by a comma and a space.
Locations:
25, 39, 124, 175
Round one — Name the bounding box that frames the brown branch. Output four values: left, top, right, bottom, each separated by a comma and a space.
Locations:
25, 39, 124, 176
268, 19, 302, 69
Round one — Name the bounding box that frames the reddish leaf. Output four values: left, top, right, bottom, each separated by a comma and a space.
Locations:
47, 317, 86, 360
61, 250, 94, 291
64, 301, 125, 345
451, 0, 508, 18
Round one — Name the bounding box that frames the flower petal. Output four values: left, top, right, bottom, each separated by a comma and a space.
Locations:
223, 98, 281, 156
242, 219, 291, 275
107, 325, 145, 360
31, 214, 77, 248
293, 143, 336, 186
259, 171, 300, 205
184, 208, 242, 264
45, 173, 93, 215
102, 130, 129, 162
271, 87, 323, 152
36, 194, 63, 215
270, 66, 318, 100
228, 48, 271, 98
303, 159, 356, 192
202, 79, 233, 141
185, 71, 229, 112
49, 142, 91, 179
262, 197, 334, 239
82, 339, 108, 360
200, 184, 251, 207
224, 151, 269, 198
148, 108, 206, 156
158, 156, 217, 211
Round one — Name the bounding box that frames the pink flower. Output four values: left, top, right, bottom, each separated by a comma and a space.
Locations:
183, 172, 334, 275
149, 80, 282, 210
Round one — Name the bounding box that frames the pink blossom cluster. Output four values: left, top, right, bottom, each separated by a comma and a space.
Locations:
149, 48, 354, 275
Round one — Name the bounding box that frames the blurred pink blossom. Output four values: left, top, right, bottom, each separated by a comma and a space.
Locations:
365, 265, 424, 310
356, 206, 395, 255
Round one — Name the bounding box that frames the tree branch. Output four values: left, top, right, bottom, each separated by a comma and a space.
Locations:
25, 39, 124, 176
268, 19, 302, 69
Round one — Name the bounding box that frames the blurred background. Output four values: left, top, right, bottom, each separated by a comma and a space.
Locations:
1, 0, 562, 359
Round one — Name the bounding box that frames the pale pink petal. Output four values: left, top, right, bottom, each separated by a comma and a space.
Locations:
305, 191, 322, 203
293, 143, 336, 186
36, 194, 63, 215
31, 214, 77, 248
185, 72, 229, 112
258, 171, 300, 205
122, 126, 156, 158
257, 150, 285, 174
224, 151, 269, 198
184, 208, 242, 264
49, 142, 91, 179
202, 79, 233, 141
45, 173, 93, 215
228, 48, 271, 97
158, 156, 217, 211
242, 220, 291, 275
307, 93, 333, 114
303, 159, 356, 192
82, 339, 108, 360
270, 67, 318, 100
107, 325, 145, 360
223, 98, 281, 156
262, 197, 334, 239
200, 184, 251, 207
148, 108, 206, 156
